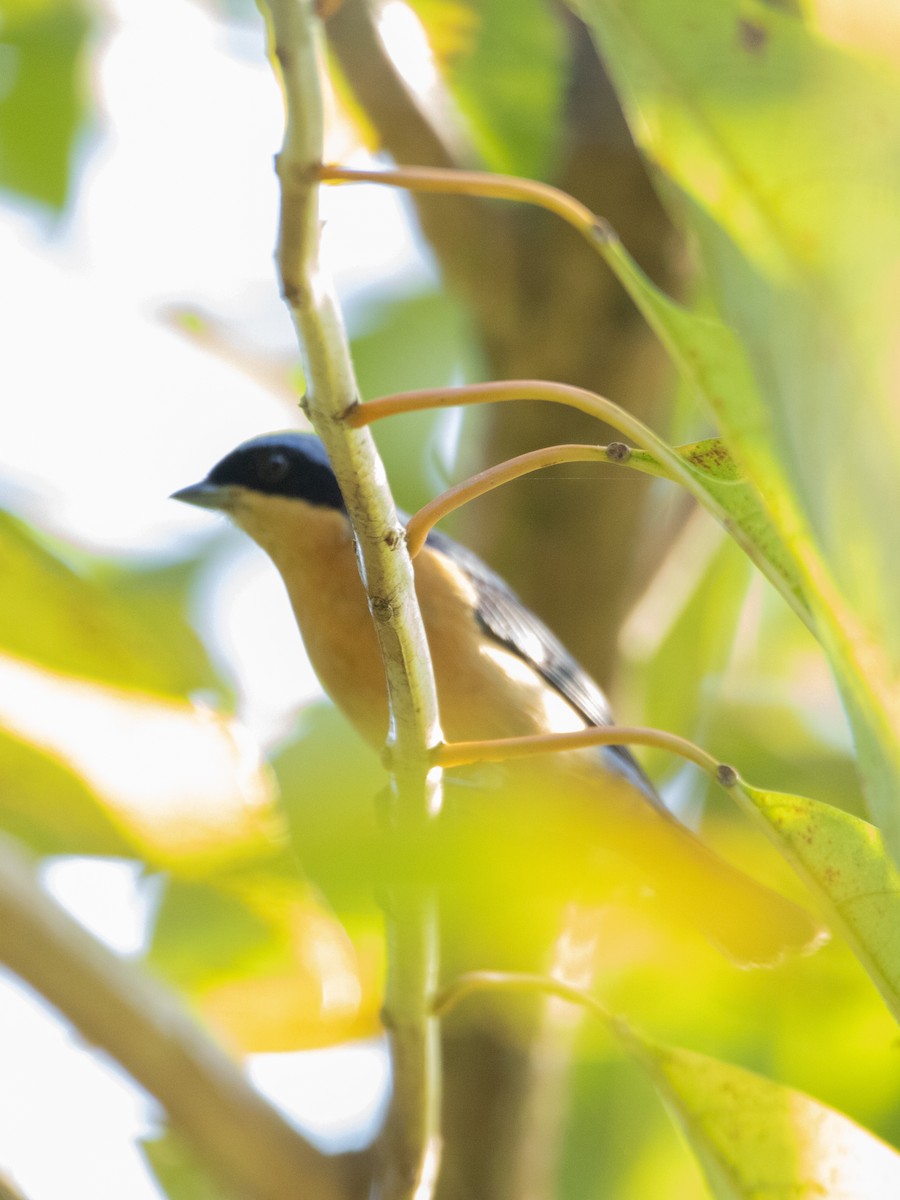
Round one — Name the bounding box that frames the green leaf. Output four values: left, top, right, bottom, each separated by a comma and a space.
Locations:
0, 0, 93, 209
409, 0, 567, 178
352, 288, 480, 512
147, 867, 381, 1052
573, 227, 826, 640
621, 1026, 900, 1200
621, 520, 753, 766
142, 1130, 236, 1200
0, 668, 286, 872
629, 438, 806, 618
94, 555, 230, 700
272, 702, 385, 915
0, 725, 138, 857
0, 512, 222, 698
740, 783, 900, 1027
0, 513, 270, 868
576, 0, 900, 855
147, 875, 280, 994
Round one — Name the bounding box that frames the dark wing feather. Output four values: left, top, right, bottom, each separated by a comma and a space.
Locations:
426, 529, 659, 804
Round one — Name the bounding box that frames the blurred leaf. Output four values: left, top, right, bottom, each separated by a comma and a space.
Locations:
563, 1050, 695, 1200
705, 697, 861, 820
0, 512, 223, 698
409, 0, 567, 178
0, 0, 92, 209
809, 0, 900, 63
273, 703, 827, 982
274, 705, 654, 988
273, 702, 625, 941
96, 554, 231, 700
352, 287, 480, 512
148, 876, 278, 992
579, 0, 900, 480
149, 868, 381, 1052
0, 649, 280, 873
352, 288, 476, 398
272, 702, 385, 915
142, 1130, 235, 1200
578, 0, 900, 854
561, 868, 900, 1195
0, 512, 274, 868
621, 512, 752, 764
621, 1026, 900, 1199
0, 725, 138, 856
741, 783, 900, 1026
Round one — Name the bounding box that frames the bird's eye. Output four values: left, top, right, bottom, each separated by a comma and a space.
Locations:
256, 450, 290, 484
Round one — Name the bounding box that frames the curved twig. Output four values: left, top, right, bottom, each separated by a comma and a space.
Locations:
347, 379, 813, 631
405, 443, 619, 557
435, 724, 722, 776
432, 970, 612, 1023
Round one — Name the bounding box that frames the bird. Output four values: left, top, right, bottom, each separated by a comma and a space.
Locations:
173, 430, 826, 967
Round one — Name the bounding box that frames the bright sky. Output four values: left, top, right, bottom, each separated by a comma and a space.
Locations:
0, 0, 430, 1193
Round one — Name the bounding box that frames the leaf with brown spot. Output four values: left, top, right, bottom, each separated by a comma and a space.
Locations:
738, 782, 900, 1025
620, 1024, 900, 1200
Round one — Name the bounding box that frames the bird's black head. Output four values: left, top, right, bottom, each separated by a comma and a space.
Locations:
176, 432, 346, 512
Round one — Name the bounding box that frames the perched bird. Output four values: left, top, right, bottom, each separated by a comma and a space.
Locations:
173, 431, 825, 966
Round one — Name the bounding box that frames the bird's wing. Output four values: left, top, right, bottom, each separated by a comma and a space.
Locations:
426, 529, 659, 803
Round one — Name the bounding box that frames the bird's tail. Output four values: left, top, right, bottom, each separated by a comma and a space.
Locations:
560, 769, 829, 967
641, 816, 828, 967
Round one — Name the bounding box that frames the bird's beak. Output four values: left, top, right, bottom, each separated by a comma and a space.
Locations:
170, 482, 236, 511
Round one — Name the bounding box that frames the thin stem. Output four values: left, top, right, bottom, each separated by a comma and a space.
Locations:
0, 835, 344, 1200
320, 164, 608, 242
406, 444, 615, 558
432, 970, 612, 1024
435, 725, 722, 776
349, 379, 724, 521
262, 5, 443, 1198
349, 379, 814, 631
327, 167, 820, 637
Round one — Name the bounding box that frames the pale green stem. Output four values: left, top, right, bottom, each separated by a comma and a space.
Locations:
260, 4, 443, 1197
324, 165, 816, 636
347, 379, 813, 631
405, 443, 618, 558
435, 723, 722, 776
433, 970, 612, 1023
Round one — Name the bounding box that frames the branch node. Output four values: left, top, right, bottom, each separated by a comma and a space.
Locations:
716, 762, 739, 788
606, 441, 632, 463
279, 280, 304, 308
275, 154, 320, 186
370, 596, 395, 624
591, 217, 618, 244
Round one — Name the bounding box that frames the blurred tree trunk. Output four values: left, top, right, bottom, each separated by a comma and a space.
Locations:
327, 6, 687, 1198
471, 16, 683, 687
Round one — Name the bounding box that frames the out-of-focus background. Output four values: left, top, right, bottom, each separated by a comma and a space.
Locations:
1, 1, 897, 1197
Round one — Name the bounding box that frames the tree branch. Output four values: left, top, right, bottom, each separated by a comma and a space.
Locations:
0, 834, 346, 1200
